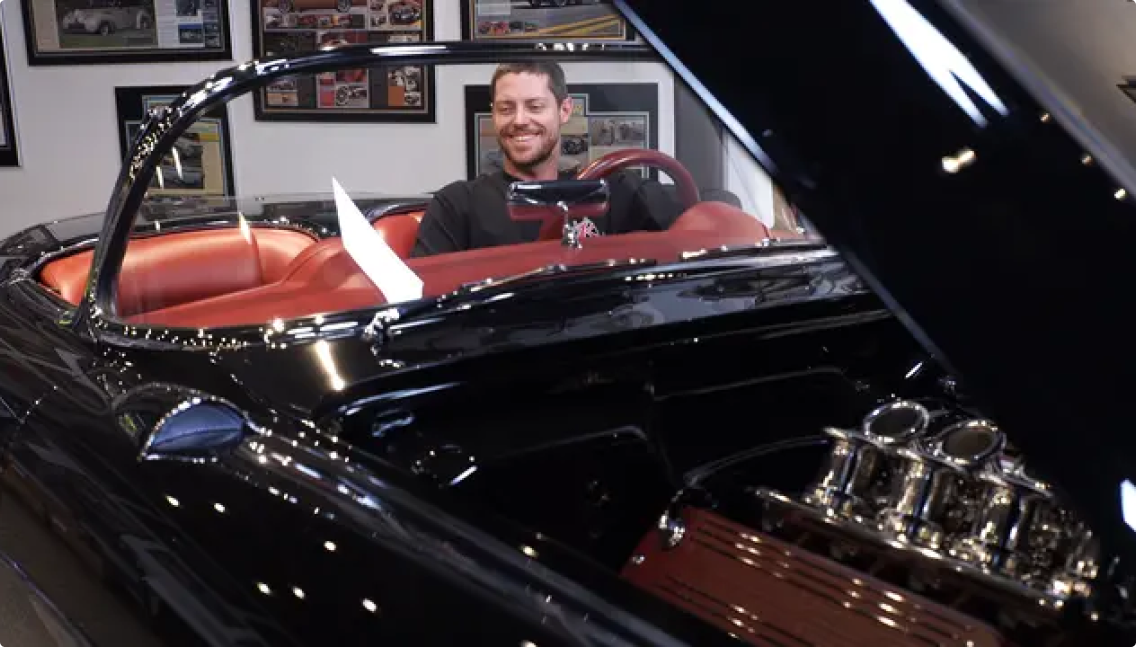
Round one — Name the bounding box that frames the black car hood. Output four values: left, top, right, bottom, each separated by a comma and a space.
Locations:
617, 0, 1136, 563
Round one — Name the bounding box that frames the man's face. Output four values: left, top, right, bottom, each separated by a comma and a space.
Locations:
492, 72, 572, 173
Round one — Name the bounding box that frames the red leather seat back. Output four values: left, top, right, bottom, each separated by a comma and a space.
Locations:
670, 201, 771, 239
371, 211, 424, 258
38, 227, 316, 314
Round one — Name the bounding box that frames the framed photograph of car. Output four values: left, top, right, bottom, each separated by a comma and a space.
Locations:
19, 0, 232, 65
0, 17, 19, 167
464, 81, 658, 180
461, 0, 636, 43
115, 85, 236, 199
250, 0, 436, 123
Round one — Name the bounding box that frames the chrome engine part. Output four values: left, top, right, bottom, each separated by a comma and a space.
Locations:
753, 399, 1100, 609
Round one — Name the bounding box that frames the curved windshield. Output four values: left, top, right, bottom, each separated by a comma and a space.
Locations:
53, 45, 818, 331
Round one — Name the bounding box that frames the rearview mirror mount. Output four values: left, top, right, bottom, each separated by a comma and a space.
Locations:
506, 179, 610, 248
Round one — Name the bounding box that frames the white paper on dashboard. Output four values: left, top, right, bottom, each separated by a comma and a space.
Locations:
332, 177, 424, 303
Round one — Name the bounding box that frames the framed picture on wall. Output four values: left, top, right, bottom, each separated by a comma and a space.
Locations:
115, 85, 236, 199
250, 0, 436, 123
461, 0, 635, 43
1119, 77, 1136, 107
20, 0, 232, 65
0, 17, 19, 167
464, 82, 658, 180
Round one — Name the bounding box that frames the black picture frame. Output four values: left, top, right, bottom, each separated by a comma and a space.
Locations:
0, 19, 19, 167
1120, 78, 1136, 107
464, 82, 659, 181
21, 0, 232, 66
460, 0, 636, 43
249, 0, 436, 123
115, 85, 236, 199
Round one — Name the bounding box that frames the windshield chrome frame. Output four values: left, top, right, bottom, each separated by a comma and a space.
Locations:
74, 40, 656, 337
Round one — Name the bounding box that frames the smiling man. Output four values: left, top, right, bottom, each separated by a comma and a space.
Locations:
410, 61, 683, 257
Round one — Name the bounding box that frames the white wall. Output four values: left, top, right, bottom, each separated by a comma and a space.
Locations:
0, 0, 675, 235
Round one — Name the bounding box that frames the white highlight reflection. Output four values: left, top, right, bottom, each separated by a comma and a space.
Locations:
870, 0, 1008, 127
1120, 479, 1136, 532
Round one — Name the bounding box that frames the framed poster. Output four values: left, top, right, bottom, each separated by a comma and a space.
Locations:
115, 85, 236, 199
461, 0, 633, 42
0, 17, 19, 167
250, 0, 436, 123
464, 82, 658, 180
20, 0, 232, 66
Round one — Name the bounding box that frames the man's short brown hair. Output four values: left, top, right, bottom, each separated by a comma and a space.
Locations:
490, 61, 568, 104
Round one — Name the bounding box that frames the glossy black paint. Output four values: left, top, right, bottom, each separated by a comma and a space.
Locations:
0, 12, 1133, 647
0, 185, 911, 645
618, 0, 1136, 570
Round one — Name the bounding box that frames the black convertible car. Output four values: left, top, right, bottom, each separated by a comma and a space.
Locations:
2, 1, 1135, 645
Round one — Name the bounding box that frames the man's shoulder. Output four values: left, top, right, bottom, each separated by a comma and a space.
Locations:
432, 171, 508, 200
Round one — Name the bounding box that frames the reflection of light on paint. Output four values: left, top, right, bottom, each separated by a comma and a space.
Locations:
172, 146, 183, 179
1120, 480, 1136, 531
870, 0, 1008, 127
941, 148, 977, 174
237, 212, 252, 244
449, 465, 477, 486
314, 340, 346, 391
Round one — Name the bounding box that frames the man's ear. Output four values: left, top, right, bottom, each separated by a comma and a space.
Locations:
559, 96, 574, 124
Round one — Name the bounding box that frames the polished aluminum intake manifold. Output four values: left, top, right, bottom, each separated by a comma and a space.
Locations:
758, 399, 1099, 606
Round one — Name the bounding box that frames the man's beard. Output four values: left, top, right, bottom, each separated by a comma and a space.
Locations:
498, 127, 558, 174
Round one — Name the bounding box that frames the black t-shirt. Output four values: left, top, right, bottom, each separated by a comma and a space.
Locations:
410, 169, 684, 257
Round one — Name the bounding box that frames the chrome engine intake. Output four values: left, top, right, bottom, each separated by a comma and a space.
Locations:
755, 399, 1100, 609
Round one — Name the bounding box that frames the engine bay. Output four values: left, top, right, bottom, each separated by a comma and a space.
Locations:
636, 395, 1106, 646
335, 307, 1133, 646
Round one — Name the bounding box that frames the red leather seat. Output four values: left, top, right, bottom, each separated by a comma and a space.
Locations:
37, 211, 425, 317
371, 211, 424, 258
39, 227, 318, 315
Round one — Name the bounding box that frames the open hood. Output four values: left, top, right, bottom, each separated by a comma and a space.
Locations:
616, 0, 1136, 564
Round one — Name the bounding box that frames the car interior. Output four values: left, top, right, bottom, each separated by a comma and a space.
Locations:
35, 149, 803, 329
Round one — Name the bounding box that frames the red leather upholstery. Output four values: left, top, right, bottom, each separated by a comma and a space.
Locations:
128, 209, 773, 328
37, 212, 426, 316
38, 203, 784, 329
38, 227, 317, 314
671, 201, 772, 238
371, 211, 424, 258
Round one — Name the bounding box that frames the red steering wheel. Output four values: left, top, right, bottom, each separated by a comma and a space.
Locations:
576, 148, 701, 210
